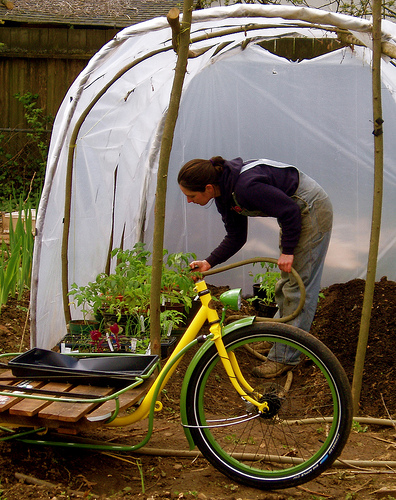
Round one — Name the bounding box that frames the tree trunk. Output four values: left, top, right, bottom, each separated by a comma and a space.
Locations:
150, 2, 194, 355
351, 0, 384, 415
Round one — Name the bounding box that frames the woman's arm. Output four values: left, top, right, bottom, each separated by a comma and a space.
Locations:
205, 207, 248, 268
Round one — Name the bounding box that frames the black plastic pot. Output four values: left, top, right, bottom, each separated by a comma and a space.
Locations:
160, 336, 178, 358
255, 303, 278, 318
252, 284, 278, 318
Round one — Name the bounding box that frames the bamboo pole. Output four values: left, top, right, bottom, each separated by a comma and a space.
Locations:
149, 2, 193, 355
351, 0, 384, 415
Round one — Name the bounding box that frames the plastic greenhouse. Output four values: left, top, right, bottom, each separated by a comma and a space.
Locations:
31, 5, 396, 349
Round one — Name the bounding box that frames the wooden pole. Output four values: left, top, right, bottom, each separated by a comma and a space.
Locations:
149, 2, 193, 356
351, 0, 384, 415
1, 0, 14, 9
167, 7, 181, 53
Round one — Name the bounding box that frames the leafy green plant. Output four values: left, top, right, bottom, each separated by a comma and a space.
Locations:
68, 243, 196, 339
352, 420, 368, 433
249, 262, 281, 306
159, 308, 185, 337
0, 92, 53, 210
162, 250, 197, 310
344, 493, 357, 500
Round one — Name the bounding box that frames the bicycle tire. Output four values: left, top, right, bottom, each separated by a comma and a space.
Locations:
185, 322, 353, 490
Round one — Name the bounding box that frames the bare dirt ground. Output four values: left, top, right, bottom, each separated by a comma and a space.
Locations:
0, 277, 396, 500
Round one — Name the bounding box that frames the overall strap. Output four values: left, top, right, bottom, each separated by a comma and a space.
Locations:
240, 158, 294, 174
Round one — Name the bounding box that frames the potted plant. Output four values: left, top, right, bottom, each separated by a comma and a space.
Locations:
68, 282, 102, 335
249, 262, 281, 318
160, 249, 197, 312
66, 243, 196, 353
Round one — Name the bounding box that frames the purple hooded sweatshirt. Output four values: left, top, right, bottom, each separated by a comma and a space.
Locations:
205, 157, 301, 268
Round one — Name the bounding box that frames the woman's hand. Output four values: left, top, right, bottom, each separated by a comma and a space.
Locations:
277, 254, 294, 273
189, 260, 211, 273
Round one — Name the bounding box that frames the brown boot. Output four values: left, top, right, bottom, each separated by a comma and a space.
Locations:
252, 360, 293, 378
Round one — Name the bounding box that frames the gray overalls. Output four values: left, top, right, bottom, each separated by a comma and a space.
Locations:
237, 159, 333, 365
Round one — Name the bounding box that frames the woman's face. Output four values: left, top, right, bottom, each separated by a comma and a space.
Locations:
179, 184, 216, 206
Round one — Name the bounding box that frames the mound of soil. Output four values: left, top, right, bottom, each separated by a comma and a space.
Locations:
310, 276, 396, 418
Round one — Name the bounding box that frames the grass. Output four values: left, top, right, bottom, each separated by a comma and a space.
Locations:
0, 200, 35, 314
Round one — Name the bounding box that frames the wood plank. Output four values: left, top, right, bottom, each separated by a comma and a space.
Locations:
0, 370, 17, 412
85, 375, 155, 422
9, 381, 74, 417
38, 385, 114, 422
0, 373, 44, 413
0, 411, 103, 432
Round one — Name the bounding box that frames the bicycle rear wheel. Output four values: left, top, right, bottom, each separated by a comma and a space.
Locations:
185, 322, 352, 490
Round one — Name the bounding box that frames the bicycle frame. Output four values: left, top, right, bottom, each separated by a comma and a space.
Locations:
106, 278, 257, 428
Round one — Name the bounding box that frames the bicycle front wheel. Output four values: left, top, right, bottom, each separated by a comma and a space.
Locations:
185, 322, 352, 490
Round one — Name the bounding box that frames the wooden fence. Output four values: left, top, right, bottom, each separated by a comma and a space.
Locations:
0, 25, 119, 132
0, 25, 345, 157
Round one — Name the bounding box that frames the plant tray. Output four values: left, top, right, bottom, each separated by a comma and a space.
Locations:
8, 348, 159, 387
59, 335, 178, 359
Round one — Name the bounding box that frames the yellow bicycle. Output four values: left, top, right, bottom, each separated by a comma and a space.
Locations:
0, 259, 352, 490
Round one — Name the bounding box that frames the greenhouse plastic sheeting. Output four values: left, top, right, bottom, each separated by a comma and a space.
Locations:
31, 5, 396, 349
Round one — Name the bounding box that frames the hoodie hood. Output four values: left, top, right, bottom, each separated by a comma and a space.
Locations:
218, 157, 244, 201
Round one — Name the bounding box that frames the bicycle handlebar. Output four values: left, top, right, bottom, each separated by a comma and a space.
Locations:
201, 257, 306, 324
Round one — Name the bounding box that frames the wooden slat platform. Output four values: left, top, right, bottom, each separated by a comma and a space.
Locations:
0, 371, 46, 411
0, 370, 155, 432
9, 381, 74, 417
38, 384, 114, 422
